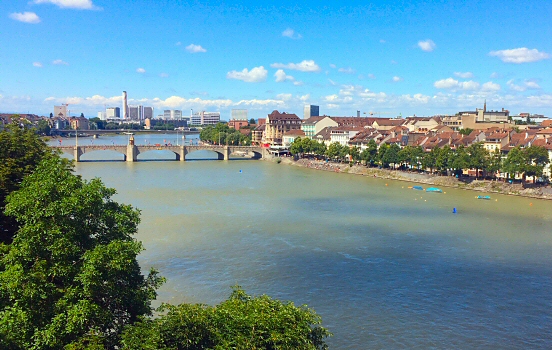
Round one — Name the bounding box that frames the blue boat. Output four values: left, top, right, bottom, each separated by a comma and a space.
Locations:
412, 186, 424, 190
477, 195, 491, 200
426, 187, 443, 193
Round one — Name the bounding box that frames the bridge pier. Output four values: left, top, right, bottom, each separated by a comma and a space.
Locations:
73, 146, 83, 162
223, 146, 230, 160
179, 146, 185, 161
126, 145, 138, 162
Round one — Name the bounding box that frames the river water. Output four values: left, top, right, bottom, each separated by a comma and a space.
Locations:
55, 134, 552, 349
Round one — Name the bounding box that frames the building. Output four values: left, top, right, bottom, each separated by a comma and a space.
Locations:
164, 110, 183, 119
191, 111, 221, 126
129, 105, 143, 121
54, 105, 68, 118
143, 107, 153, 119
231, 109, 248, 120
263, 110, 302, 145
97, 111, 107, 120
106, 107, 120, 119
303, 105, 319, 120
70, 116, 90, 130
228, 119, 249, 130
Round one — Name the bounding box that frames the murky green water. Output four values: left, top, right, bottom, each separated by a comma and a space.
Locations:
65, 135, 552, 349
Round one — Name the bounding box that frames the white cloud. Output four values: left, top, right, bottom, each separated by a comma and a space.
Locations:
282, 28, 302, 39
293, 81, 304, 86
52, 59, 68, 65
325, 94, 339, 102
418, 39, 436, 52
235, 99, 284, 107
525, 81, 540, 89
489, 47, 550, 63
329, 64, 337, 69
490, 72, 501, 79
185, 44, 206, 53
507, 79, 540, 92
338, 67, 356, 74
434, 78, 479, 91
300, 94, 310, 102
270, 60, 320, 72
276, 93, 293, 101
454, 72, 473, 79
392, 76, 402, 82
274, 69, 295, 83
33, 62, 43, 67
136, 68, 146, 74
481, 81, 501, 91
226, 66, 267, 83
9, 12, 41, 23
34, 0, 100, 10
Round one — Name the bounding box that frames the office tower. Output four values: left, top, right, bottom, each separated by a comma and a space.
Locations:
304, 105, 319, 119
143, 106, 153, 119
106, 107, 120, 119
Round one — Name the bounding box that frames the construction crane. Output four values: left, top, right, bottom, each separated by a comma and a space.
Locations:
365, 111, 392, 117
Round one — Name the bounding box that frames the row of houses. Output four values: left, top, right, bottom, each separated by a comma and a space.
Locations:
248, 110, 552, 177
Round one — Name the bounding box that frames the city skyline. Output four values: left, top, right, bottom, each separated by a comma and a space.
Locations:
1, 0, 551, 118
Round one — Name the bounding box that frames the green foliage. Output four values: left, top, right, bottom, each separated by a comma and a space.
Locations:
200, 123, 251, 145
382, 143, 400, 169
0, 123, 53, 244
503, 146, 525, 180
249, 118, 256, 125
523, 145, 550, 178
0, 156, 164, 349
35, 119, 51, 136
325, 142, 343, 161
467, 143, 489, 178
459, 128, 473, 136
360, 139, 378, 166
121, 287, 331, 350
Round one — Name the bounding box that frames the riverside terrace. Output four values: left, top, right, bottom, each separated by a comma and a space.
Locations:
52, 144, 267, 162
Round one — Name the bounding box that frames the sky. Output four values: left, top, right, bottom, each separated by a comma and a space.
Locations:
1, 0, 551, 120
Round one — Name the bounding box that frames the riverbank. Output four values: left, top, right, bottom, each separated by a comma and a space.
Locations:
273, 157, 552, 200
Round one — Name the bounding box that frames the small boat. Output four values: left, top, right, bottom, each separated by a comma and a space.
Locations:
412, 186, 424, 190
426, 187, 443, 193
477, 195, 491, 200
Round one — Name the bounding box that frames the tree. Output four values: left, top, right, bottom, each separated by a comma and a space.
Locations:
487, 148, 503, 180
450, 145, 470, 177
121, 287, 331, 350
0, 156, 164, 349
349, 146, 361, 163
360, 139, 378, 167
467, 142, 489, 179
35, 119, 51, 136
459, 128, 473, 136
382, 143, 400, 169
49, 112, 54, 118
435, 145, 452, 175
249, 118, 256, 125
523, 145, 550, 181
325, 142, 341, 161
80, 112, 85, 118
422, 147, 438, 174
503, 146, 525, 182
0, 123, 53, 244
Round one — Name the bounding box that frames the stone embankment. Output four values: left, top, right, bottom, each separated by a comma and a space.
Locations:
272, 157, 552, 200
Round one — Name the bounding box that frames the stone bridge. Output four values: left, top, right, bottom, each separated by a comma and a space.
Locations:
53, 144, 267, 162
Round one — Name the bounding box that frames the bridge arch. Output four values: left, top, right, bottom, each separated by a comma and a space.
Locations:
136, 149, 181, 161
184, 148, 225, 160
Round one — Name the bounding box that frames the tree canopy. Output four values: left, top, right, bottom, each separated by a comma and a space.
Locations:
0, 156, 164, 349
121, 287, 330, 350
200, 123, 251, 145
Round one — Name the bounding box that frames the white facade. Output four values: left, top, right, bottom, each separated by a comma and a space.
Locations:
122, 91, 128, 119
164, 110, 182, 119
106, 107, 120, 119
97, 112, 107, 120
191, 111, 221, 125
231, 109, 248, 120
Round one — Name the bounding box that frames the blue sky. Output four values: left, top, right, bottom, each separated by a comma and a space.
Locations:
1, 0, 551, 119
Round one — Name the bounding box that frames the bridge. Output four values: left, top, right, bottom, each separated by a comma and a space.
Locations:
52, 144, 268, 162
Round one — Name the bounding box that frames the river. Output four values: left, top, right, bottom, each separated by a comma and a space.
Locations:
54, 134, 552, 349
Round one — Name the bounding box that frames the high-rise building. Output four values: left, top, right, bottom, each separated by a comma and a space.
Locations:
122, 91, 129, 119
164, 110, 182, 119
129, 105, 144, 120
97, 111, 107, 120
304, 105, 319, 120
54, 105, 68, 118
143, 106, 153, 119
231, 109, 248, 120
106, 107, 120, 119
